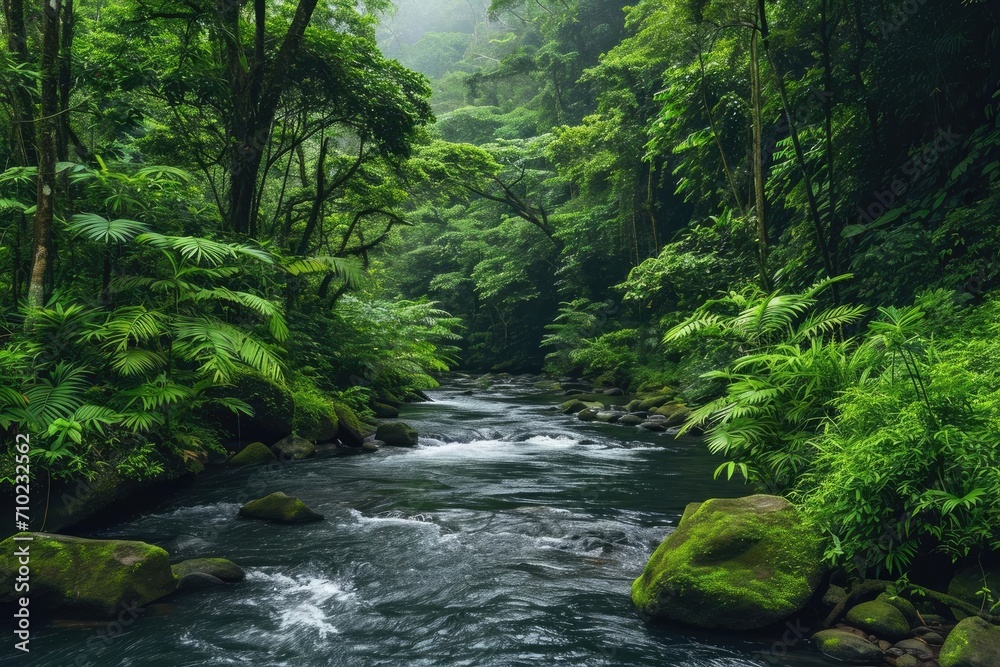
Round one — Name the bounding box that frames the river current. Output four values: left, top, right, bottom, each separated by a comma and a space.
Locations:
15, 378, 828, 666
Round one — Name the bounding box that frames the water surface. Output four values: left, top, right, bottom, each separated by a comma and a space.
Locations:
16, 379, 828, 666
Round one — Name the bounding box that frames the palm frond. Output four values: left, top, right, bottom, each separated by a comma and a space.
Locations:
68, 213, 150, 244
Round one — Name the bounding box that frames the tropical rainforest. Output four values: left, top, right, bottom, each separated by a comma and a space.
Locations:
2, 0, 1000, 645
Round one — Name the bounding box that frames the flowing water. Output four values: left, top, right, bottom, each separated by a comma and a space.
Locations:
15, 379, 828, 666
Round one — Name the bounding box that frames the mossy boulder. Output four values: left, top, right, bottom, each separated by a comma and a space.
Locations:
171, 558, 245, 583
238, 492, 324, 524
291, 388, 339, 442
948, 566, 1000, 620
577, 408, 600, 422
559, 399, 588, 414
631, 494, 824, 630
650, 403, 686, 418
845, 599, 911, 641
373, 402, 400, 418
813, 629, 885, 664
638, 394, 675, 412
334, 403, 369, 447
228, 441, 277, 466
594, 411, 621, 423
939, 617, 1000, 667
375, 422, 419, 447
270, 434, 316, 460
0, 533, 177, 617
211, 368, 293, 443
877, 592, 920, 627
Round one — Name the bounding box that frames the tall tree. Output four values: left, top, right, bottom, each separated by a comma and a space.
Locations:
28, 0, 60, 308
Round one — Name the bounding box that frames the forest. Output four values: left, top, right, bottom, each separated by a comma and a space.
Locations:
2, 0, 1000, 664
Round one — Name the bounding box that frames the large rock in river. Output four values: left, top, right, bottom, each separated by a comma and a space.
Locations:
939, 617, 1000, 667
238, 492, 324, 523
0, 532, 177, 617
270, 434, 316, 460
375, 422, 419, 447
631, 495, 823, 630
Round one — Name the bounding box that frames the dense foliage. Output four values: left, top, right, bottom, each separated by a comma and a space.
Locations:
374, 0, 1000, 578
2, 0, 999, 582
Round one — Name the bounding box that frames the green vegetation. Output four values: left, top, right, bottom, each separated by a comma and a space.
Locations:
2, 0, 999, 609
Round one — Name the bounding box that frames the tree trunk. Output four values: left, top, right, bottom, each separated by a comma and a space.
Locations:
750, 29, 769, 289
29, 0, 61, 309
3, 0, 38, 166
222, 0, 320, 235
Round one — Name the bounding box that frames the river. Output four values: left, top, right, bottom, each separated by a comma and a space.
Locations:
19, 378, 828, 666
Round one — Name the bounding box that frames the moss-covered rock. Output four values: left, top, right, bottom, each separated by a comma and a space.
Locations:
948, 566, 1000, 620
631, 495, 824, 630
812, 629, 885, 664
877, 592, 920, 628
939, 616, 1000, 667
577, 408, 600, 422
228, 441, 277, 466
845, 600, 911, 641
559, 399, 588, 414
638, 394, 675, 412
594, 411, 621, 423
238, 492, 324, 524
376, 422, 419, 447
650, 403, 686, 418
0, 532, 177, 617
334, 403, 369, 447
171, 558, 245, 583
373, 402, 400, 418
291, 387, 339, 442
270, 434, 316, 460
619, 414, 644, 426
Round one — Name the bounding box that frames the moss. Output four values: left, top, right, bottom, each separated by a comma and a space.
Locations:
877, 592, 920, 627
375, 422, 419, 447
238, 492, 324, 523
939, 616, 1000, 667
212, 368, 294, 443
0, 532, 177, 617
270, 434, 316, 460
334, 402, 371, 447
229, 441, 277, 466
291, 385, 339, 442
845, 600, 911, 641
812, 629, 884, 663
631, 495, 823, 630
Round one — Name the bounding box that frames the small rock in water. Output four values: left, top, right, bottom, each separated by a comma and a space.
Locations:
602, 388, 624, 396
594, 411, 621, 423
238, 492, 324, 524
172, 558, 245, 583
639, 421, 666, 431
813, 629, 885, 664
618, 414, 644, 426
